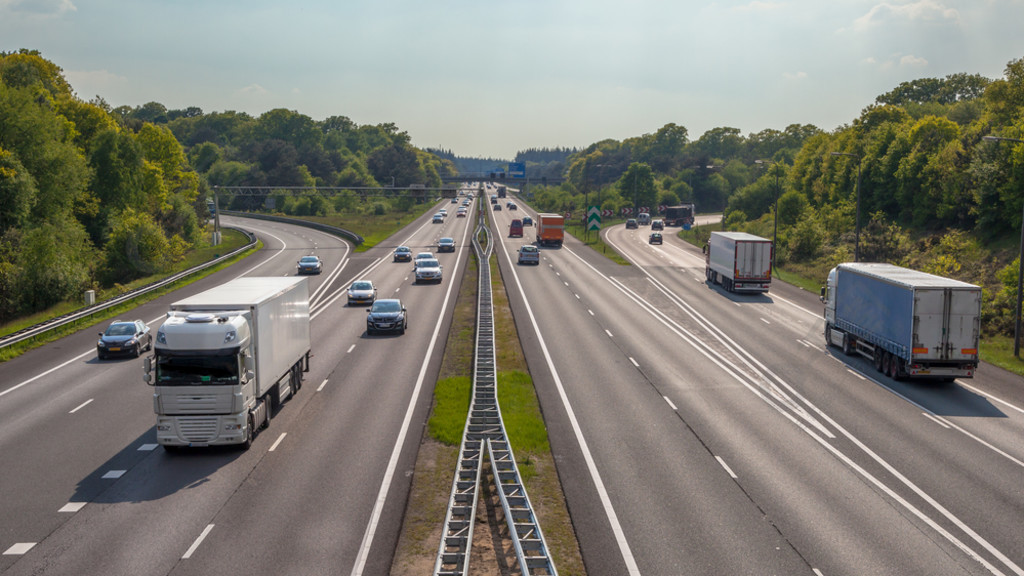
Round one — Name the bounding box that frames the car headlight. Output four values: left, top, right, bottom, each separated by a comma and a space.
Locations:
97, 340, 106, 347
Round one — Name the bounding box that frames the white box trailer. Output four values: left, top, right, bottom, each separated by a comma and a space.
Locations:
145, 276, 311, 449
704, 231, 773, 293
822, 263, 981, 380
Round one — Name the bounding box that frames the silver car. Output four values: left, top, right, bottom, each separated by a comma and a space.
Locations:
517, 244, 540, 265
414, 258, 443, 284
347, 280, 377, 305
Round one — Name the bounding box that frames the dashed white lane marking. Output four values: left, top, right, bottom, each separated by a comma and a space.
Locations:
663, 396, 678, 411
3, 543, 35, 555
138, 444, 158, 451
605, 329, 613, 338
269, 433, 287, 452
317, 379, 329, 392
347, 344, 356, 353
69, 399, 93, 413
102, 470, 126, 479
59, 502, 87, 513
182, 524, 214, 559
629, 357, 639, 368
716, 456, 738, 479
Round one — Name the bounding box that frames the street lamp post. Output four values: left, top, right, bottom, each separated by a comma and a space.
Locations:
830, 152, 863, 262
983, 135, 1024, 357
755, 160, 781, 278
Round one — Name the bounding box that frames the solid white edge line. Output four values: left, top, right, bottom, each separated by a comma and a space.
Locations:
269, 433, 287, 452
715, 456, 738, 479
349, 210, 472, 576
69, 399, 93, 414
182, 524, 214, 559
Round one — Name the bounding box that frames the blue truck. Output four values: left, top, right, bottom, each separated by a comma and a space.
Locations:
821, 263, 981, 380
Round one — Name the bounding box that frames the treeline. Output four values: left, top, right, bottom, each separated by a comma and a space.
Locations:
0, 50, 206, 322
0, 50, 452, 323
123, 105, 454, 214
528, 57, 1024, 337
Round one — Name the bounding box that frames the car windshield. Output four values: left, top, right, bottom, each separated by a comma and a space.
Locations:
522, 246, 538, 253
105, 323, 136, 336
441, 238, 453, 244
396, 247, 409, 252
419, 259, 440, 267
300, 256, 319, 264
372, 301, 402, 313
351, 281, 372, 290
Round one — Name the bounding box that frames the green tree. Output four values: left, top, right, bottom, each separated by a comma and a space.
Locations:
617, 162, 656, 212
15, 218, 95, 311
0, 148, 36, 232
102, 208, 170, 282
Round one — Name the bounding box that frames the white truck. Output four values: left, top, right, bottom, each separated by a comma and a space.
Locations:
822, 262, 981, 381
144, 277, 311, 450
704, 231, 773, 293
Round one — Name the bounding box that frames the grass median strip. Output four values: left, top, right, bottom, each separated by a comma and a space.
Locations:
391, 231, 585, 575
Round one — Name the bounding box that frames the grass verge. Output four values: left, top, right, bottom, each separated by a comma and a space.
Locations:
563, 221, 630, 266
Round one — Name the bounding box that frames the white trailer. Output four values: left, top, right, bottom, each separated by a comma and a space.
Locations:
704, 231, 773, 293
144, 277, 311, 450
822, 263, 981, 380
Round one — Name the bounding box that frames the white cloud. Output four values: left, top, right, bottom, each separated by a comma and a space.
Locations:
899, 54, 928, 67
0, 0, 75, 16
854, 0, 960, 30
238, 84, 269, 96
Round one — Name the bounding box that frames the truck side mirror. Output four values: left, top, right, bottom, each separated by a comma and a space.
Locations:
143, 356, 153, 385
243, 355, 255, 372
702, 245, 707, 254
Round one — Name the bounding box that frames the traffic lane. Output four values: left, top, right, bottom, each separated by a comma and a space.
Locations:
0, 218, 353, 571
571, 258, 1009, 575
494, 232, 813, 575
162, 209, 475, 576
606, 224, 1024, 573
608, 223, 1024, 458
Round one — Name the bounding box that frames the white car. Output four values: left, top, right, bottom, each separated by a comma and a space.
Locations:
414, 258, 443, 284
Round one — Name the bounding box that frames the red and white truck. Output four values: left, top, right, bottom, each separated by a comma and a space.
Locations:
536, 213, 565, 247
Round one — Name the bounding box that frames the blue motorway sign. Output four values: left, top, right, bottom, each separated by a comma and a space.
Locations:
509, 162, 526, 179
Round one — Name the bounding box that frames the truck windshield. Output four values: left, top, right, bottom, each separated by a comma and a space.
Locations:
155, 354, 239, 386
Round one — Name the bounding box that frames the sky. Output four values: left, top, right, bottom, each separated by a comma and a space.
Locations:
3, 0, 1024, 159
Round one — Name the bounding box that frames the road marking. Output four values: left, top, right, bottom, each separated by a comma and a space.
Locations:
138, 444, 158, 451
317, 379, 329, 392
813, 569, 825, 576
958, 382, 1024, 416
663, 396, 677, 411
846, 369, 865, 380
182, 524, 214, 559
102, 470, 126, 479
923, 413, 951, 429
797, 339, 810, 348
564, 281, 569, 287
59, 502, 87, 513
347, 344, 356, 353
760, 318, 770, 324
69, 399, 93, 413
605, 329, 613, 338
269, 433, 287, 452
629, 357, 639, 368
716, 456, 738, 479
575, 293, 580, 299
588, 309, 594, 316
3, 543, 35, 555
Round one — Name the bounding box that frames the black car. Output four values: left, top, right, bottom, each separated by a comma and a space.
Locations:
297, 255, 323, 274
97, 319, 152, 359
649, 232, 663, 245
625, 218, 638, 229
438, 237, 456, 252
366, 299, 407, 335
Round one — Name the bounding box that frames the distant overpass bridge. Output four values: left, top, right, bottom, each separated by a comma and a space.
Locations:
440, 174, 565, 185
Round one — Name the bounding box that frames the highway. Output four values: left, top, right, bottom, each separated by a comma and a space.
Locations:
3, 185, 1024, 576
487, 192, 1024, 576
0, 196, 478, 576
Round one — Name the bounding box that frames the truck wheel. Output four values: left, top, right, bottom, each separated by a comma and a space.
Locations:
241, 414, 254, 450
842, 335, 853, 356
889, 356, 902, 380
881, 352, 891, 375
824, 326, 832, 348
873, 349, 883, 371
